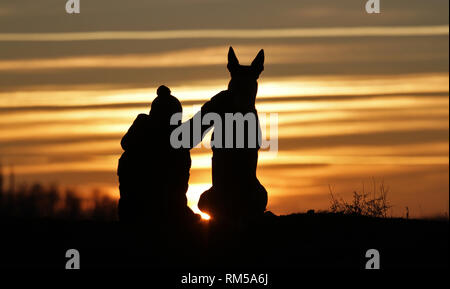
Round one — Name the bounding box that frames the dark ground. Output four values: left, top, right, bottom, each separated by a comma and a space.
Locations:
0, 212, 447, 271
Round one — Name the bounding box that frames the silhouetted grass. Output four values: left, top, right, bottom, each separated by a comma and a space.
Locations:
328, 180, 391, 218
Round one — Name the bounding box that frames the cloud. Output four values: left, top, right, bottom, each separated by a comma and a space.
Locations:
0, 0, 448, 34
1, 38, 448, 72
1, 92, 447, 114
0, 26, 447, 42
279, 129, 449, 150
0, 133, 120, 148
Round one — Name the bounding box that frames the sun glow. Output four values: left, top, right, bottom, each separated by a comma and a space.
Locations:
186, 183, 211, 220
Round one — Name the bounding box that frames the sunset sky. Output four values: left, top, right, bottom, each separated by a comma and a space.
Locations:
0, 0, 448, 217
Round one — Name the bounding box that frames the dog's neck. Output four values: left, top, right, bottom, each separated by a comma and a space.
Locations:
227, 80, 258, 112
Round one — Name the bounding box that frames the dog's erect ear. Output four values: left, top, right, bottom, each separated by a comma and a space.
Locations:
227, 46, 239, 72
251, 49, 264, 75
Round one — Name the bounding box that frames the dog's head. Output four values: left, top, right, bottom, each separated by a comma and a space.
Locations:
227, 47, 264, 110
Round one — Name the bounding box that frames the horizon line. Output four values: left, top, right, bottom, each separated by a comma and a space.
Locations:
0, 25, 448, 42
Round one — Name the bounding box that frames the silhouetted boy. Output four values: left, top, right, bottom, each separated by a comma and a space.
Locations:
117, 85, 196, 225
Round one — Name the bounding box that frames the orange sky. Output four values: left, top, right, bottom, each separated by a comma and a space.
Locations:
0, 0, 448, 217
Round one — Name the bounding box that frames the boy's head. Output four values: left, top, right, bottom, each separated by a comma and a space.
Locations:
150, 85, 182, 125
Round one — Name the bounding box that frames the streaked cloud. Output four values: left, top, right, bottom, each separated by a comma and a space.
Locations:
1, 73, 447, 108
1, 39, 448, 72
0, 25, 447, 42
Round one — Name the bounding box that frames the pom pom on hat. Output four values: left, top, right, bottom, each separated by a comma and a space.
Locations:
157, 85, 171, 97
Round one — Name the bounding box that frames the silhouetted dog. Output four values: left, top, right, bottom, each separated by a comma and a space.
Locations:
196, 47, 268, 223
118, 86, 196, 225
